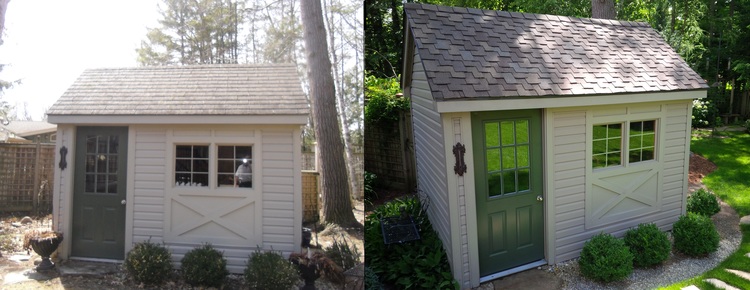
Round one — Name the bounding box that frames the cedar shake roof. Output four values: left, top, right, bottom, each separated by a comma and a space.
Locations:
47, 64, 308, 116
404, 3, 709, 100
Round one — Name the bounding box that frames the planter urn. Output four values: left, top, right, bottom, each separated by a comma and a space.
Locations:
27, 231, 63, 271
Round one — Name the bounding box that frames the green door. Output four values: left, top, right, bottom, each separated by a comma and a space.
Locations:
472, 110, 544, 276
72, 127, 128, 259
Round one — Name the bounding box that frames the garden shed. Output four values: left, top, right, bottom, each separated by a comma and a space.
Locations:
47, 64, 309, 273
403, 3, 708, 288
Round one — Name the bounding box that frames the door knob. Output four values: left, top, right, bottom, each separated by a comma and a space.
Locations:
121, 199, 126, 205
536, 195, 543, 202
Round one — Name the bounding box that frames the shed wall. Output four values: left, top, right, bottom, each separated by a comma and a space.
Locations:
549, 101, 691, 262
409, 52, 452, 260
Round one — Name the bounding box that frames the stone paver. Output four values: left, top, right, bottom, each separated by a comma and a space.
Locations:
3, 270, 55, 285
704, 278, 740, 290
738, 215, 750, 225
726, 269, 750, 281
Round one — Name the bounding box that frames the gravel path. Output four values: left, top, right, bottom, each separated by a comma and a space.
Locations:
551, 198, 741, 289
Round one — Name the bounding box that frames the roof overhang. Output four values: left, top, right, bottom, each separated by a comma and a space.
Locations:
435, 89, 706, 113
47, 114, 309, 125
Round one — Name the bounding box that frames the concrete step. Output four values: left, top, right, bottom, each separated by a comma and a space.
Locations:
726, 269, 750, 281
704, 278, 740, 290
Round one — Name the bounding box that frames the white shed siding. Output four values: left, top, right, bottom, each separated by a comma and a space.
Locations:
261, 129, 298, 255
132, 127, 167, 243
550, 101, 691, 263
409, 52, 451, 261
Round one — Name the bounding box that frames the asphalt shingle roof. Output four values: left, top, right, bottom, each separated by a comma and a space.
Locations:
404, 3, 709, 100
47, 64, 309, 116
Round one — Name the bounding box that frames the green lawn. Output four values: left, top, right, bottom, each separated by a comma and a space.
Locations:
659, 129, 750, 289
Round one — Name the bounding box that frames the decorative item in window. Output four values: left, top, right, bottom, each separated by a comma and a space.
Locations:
453, 142, 467, 176
175, 145, 209, 187
217, 145, 252, 188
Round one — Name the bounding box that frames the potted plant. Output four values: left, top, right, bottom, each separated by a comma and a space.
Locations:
289, 250, 344, 289
23, 230, 63, 271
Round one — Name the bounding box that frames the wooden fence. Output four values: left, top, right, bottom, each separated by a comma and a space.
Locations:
0, 143, 55, 213
364, 111, 416, 191
302, 146, 364, 198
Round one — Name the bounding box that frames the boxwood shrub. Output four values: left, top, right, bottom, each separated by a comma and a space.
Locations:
673, 213, 720, 256
687, 189, 720, 217
578, 232, 633, 282
180, 243, 229, 287
623, 223, 671, 267
124, 240, 173, 285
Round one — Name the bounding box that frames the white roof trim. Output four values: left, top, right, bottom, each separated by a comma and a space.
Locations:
435, 90, 706, 113
47, 114, 308, 125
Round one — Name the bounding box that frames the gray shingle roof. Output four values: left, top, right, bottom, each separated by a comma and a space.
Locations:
404, 3, 709, 100
47, 64, 309, 116
4, 121, 56, 136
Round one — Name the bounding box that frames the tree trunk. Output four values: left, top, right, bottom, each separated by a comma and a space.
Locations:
300, 0, 357, 226
591, 0, 616, 19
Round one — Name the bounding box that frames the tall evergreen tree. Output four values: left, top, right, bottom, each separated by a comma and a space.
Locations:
301, 0, 357, 226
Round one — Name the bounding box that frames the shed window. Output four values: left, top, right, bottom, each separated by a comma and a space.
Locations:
218, 145, 253, 188
592, 120, 656, 169
175, 145, 209, 187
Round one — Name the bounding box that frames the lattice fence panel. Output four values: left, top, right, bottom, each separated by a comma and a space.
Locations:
0, 143, 55, 213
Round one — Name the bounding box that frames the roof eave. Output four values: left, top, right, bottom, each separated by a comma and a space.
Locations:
47, 114, 309, 125
435, 89, 707, 113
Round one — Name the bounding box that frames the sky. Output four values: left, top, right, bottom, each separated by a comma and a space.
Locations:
0, 0, 161, 120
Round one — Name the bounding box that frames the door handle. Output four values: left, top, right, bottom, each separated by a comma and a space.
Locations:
536, 195, 543, 202
121, 199, 126, 205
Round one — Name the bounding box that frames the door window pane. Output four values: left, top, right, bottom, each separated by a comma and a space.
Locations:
485, 119, 532, 197
84, 135, 120, 194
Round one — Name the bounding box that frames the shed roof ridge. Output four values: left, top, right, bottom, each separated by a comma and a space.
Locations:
404, 2, 649, 28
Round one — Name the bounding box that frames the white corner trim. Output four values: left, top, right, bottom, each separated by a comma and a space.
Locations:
436, 90, 707, 113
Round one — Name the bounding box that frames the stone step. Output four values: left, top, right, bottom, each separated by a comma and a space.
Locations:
726, 269, 750, 281
745, 252, 750, 259
704, 278, 740, 290
681, 285, 700, 290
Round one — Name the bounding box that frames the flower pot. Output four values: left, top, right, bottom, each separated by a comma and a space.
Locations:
27, 232, 63, 271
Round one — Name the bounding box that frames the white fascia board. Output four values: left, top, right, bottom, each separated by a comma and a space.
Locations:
47, 114, 309, 125
436, 90, 707, 113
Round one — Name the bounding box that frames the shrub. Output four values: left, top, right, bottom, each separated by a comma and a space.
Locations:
124, 240, 173, 285
364, 266, 384, 290
180, 244, 228, 287
364, 171, 378, 201
324, 235, 361, 271
365, 195, 458, 289
244, 248, 299, 290
673, 213, 720, 256
687, 189, 721, 217
623, 223, 671, 267
578, 233, 633, 282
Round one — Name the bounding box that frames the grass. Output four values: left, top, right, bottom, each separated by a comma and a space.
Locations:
659, 129, 750, 289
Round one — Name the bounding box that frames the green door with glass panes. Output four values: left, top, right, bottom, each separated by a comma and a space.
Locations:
72, 126, 128, 259
472, 110, 544, 276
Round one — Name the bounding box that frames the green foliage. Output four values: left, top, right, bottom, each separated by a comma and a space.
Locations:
691, 132, 750, 217
365, 196, 458, 289
687, 189, 721, 217
244, 248, 299, 290
692, 99, 718, 128
578, 232, 634, 282
673, 213, 720, 257
364, 171, 378, 201
324, 235, 361, 271
124, 240, 173, 285
365, 266, 384, 290
364, 75, 408, 126
180, 244, 229, 287
623, 223, 671, 267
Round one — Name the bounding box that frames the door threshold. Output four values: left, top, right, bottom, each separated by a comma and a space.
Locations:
479, 259, 547, 283
70, 257, 123, 263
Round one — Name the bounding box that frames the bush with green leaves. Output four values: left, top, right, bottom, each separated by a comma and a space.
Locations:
364, 266, 383, 290
324, 235, 361, 271
364, 75, 408, 126
244, 248, 299, 290
365, 195, 458, 289
578, 233, 634, 282
124, 240, 173, 285
673, 213, 720, 256
687, 189, 720, 217
623, 223, 671, 267
364, 171, 378, 201
180, 243, 228, 287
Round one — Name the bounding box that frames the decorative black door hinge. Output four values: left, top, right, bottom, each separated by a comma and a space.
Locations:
59, 146, 68, 170
453, 142, 467, 176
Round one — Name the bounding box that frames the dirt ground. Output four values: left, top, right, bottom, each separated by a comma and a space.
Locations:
0, 200, 364, 289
